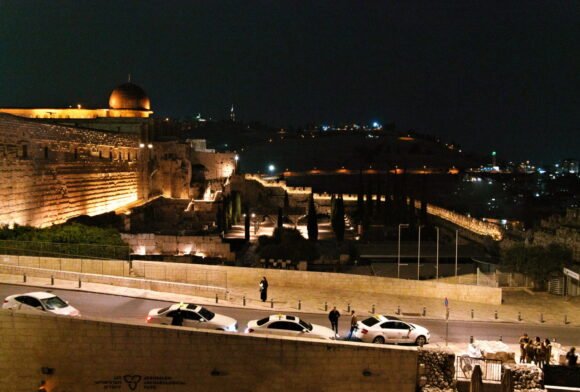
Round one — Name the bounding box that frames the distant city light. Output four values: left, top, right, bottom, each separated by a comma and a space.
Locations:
372, 121, 381, 129
234, 154, 239, 161
492, 151, 497, 156
322, 125, 330, 131
268, 164, 275, 173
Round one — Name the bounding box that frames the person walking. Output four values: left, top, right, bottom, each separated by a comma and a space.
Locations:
566, 347, 577, 367
519, 333, 530, 363
259, 276, 269, 302
544, 339, 552, 365
348, 310, 358, 340
328, 306, 340, 335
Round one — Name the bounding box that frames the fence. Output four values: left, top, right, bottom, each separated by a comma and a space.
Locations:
455, 356, 503, 382
0, 240, 130, 261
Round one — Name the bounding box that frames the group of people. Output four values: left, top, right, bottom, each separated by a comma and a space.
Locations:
519, 333, 553, 367
518, 333, 578, 368
328, 306, 358, 339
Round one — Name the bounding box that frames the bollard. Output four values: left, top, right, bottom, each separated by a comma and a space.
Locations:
270, 298, 274, 309
422, 307, 426, 317
324, 301, 328, 312
372, 304, 375, 314
23, 273, 26, 283
471, 309, 474, 319
470, 335, 474, 344
243, 296, 246, 306
78, 278, 81, 288
518, 312, 522, 321
499, 336, 503, 342
51, 275, 54, 286
540, 313, 544, 323
215, 294, 218, 304
564, 314, 567, 324
347, 303, 351, 313
397, 305, 400, 315
494, 310, 498, 320
298, 300, 301, 310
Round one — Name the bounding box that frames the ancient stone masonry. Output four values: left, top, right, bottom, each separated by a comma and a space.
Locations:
417, 348, 456, 392
0, 114, 142, 227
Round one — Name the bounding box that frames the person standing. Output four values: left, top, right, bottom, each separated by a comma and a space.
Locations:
525, 340, 535, 364
328, 306, 340, 335
566, 347, 577, 367
259, 276, 269, 302
171, 309, 184, 326
519, 333, 530, 363
533, 336, 542, 366
544, 339, 552, 365
348, 310, 358, 340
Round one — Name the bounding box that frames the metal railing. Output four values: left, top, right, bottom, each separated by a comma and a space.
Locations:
455, 356, 503, 382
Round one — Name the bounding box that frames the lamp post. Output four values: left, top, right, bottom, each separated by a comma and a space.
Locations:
455, 229, 459, 277
397, 224, 409, 279
417, 225, 424, 280
435, 226, 440, 280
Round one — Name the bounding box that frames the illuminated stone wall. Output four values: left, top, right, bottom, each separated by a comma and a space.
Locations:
0, 114, 142, 227
0, 310, 419, 392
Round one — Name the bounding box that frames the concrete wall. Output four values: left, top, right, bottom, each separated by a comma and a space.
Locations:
0, 310, 419, 392
121, 233, 235, 261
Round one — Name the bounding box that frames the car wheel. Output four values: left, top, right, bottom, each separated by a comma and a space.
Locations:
416, 335, 427, 346
372, 336, 385, 344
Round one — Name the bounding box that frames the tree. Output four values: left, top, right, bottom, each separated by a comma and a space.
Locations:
307, 193, 318, 241
332, 195, 345, 242
501, 243, 571, 288
244, 205, 250, 241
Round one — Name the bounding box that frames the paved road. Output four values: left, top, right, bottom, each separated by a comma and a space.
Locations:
1, 283, 579, 346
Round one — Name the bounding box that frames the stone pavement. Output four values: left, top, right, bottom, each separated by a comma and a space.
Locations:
0, 271, 578, 327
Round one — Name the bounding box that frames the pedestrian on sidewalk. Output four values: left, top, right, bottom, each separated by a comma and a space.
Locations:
328, 306, 340, 334
544, 339, 552, 365
525, 340, 535, 364
533, 336, 542, 366
537, 340, 547, 369
519, 333, 530, 363
566, 347, 577, 367
348, 310, 357, 340
259, 276, 269, 302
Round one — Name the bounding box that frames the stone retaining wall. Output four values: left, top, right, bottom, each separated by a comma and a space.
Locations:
0, 310, 419, 392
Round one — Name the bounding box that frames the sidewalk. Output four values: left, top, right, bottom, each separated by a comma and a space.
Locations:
1, 272, 578, 327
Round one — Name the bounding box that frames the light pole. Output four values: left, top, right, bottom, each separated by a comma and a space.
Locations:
435, 226, 440, 280
417, 225, 424, 280
455, 229, 459, 277
397, 224, 409, 279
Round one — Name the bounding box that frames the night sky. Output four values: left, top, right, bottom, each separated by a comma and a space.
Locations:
1, 1, 578, 163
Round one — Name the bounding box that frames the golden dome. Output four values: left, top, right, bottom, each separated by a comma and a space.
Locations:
108, 82, 151, 110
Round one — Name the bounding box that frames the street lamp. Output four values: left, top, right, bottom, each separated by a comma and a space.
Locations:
455, 229, 459, 278
268, 164, 275, 174
397, 224, 409, 279
435, 226, 440, 280
417, 225, 425, 280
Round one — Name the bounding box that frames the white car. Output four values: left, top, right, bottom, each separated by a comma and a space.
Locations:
2, 291, 81, 317
246, 314, 337, 340
147, 303, 237, 332
354, 314, 430, 345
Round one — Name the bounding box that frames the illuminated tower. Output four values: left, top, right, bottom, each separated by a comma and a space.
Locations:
491, 151, 497, 166
230, 104, 236, 122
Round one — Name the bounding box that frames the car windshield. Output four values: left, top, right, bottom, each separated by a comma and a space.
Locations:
298, 319, 313, 331
40, 296, 68, 310
158, 306, 171, 314
361, 317, 380, 327
198, 307, 215, 320
257, 317, 270, 326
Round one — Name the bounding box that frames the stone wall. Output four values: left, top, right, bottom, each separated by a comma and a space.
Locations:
0, 310, 419, 392
0, 114, 142, 227
130, 261, 501, 305
121, 233, 235, 261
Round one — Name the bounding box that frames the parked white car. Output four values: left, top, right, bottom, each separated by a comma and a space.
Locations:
2, 291, 81, 317
147, 303, 237, 332
246, 314, 337, 340
354, 314, 430, 345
